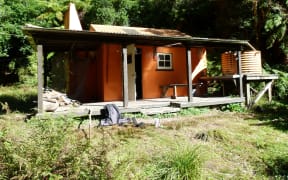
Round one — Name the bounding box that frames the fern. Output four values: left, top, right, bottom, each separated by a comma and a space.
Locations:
264, 64, 288, 101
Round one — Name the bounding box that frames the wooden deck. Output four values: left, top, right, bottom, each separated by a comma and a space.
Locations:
46, 96, 245, 117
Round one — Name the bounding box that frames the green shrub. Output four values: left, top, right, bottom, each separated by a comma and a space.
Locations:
147, 146, 203, 180
0, 86, 37, 113
253, 101, 287, 116
264, 155, 288, 176
264, 64, 288, 101
179, 107, 209, 116
261, 144, 288, 176
0, 117, 112, 179
206, 57, 222, 95
219, 103, 246, 112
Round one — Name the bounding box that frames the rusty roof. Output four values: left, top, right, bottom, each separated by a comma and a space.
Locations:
90, 24, 192, 38
23, 25, 253, 52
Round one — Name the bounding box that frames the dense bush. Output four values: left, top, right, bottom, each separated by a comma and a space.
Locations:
264, 64, 288, 101
219, 103, 247, 113
0, 86, 37, 114
0, 117, 112, 179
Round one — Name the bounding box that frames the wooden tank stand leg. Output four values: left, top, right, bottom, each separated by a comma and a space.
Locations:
268, 80, 273, 102
252, 80, 273, 105
245, 82, 251, 106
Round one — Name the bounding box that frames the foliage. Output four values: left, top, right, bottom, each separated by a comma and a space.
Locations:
263, 64, 288, 101
1, 102, 288, 178
147, 145, 203, 180
219, 103, 247, 113
179, 107, 209, 116
129, 0, 178, 28
261, 143, 288, 176
257, 0, 288, 64
206, 54, 223, 94
0, 117, 112, 179
262, 1, 288, 50
83, 0, 136, 28
0, 0, 89, 85
252, 100, 288, 131
0, 0, 42, 85
0, 85, 37, 114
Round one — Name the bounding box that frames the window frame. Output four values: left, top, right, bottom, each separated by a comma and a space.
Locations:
156, 53, 173, 70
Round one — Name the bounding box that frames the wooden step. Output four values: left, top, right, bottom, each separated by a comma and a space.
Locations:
140, 107, 181, 115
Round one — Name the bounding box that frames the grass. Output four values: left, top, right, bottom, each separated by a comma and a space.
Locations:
0, 85, 37, 114
0, 86, 288, 179
3, 110, 288, 179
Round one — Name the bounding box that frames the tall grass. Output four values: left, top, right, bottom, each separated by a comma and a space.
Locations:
0, 117, 112, 179
0, 85, 37, 114
264, 64, 288, 101
1, 84, 288, 179
146, 146, 203, 180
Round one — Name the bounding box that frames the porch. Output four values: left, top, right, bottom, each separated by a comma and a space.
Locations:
49, 96, 245, 117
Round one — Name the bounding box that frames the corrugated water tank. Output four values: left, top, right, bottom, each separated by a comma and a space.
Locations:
241, 50, 262, 74
221, 51, 262, 75
221, 51, 238, 75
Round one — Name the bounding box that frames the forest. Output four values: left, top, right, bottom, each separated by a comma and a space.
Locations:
0, 0, 288, 83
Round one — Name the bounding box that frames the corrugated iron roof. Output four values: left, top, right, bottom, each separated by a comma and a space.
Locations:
90, 24, 192, 38
23, 25, 253, 52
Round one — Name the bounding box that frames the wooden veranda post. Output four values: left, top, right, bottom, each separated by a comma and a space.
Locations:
37, 45, 44, 113
186, 48, 193, 102
122, 47, 129, 107
43, 52, 48, 89
237, 51, 244, 98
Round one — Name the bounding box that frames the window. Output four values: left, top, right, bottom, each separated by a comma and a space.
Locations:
157, 53, 172, 70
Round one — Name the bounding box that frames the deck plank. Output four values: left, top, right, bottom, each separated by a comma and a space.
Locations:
171, 97, 245, 108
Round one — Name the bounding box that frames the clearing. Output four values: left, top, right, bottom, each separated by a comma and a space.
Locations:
1, 106, 288, 179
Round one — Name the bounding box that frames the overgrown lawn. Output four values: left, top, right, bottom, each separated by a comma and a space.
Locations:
1, 86, 288, 179
1, 107, 288, 179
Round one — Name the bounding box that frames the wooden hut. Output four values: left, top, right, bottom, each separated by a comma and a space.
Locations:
23, 3, 277, 115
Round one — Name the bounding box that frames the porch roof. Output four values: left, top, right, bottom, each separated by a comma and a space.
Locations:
23, 25, 253, 52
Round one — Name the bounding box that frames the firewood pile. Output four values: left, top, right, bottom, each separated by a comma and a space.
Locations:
43, 89, 80, 112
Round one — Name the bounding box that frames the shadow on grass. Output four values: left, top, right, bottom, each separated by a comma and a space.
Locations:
0, 94, 37, 114
264, 156, 288, 177
250, 101, 288, 131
